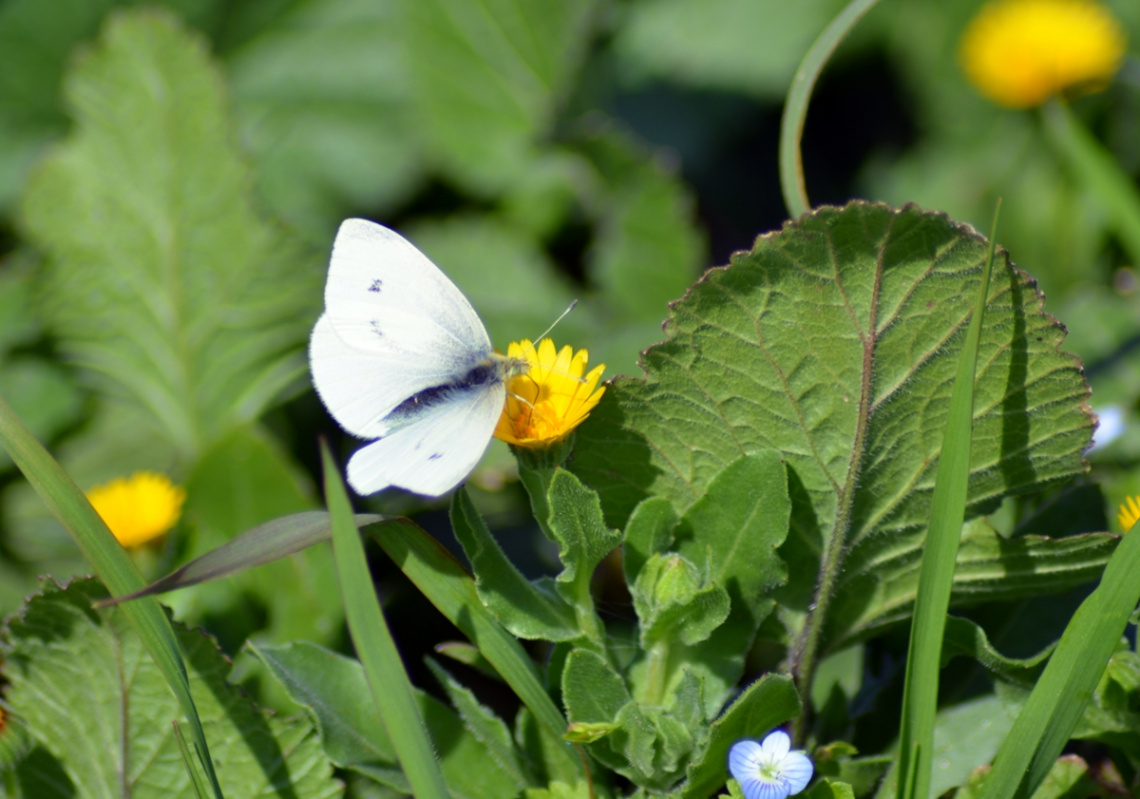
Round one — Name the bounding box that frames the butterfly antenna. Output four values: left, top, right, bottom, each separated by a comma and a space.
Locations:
519, 300, 590, 384
527, 300, 578, 351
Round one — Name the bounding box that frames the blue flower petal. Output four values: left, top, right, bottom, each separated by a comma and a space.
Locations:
739, 777, 789, 799
761, 730, 791, 760
780, 751, 814, 794
729, 739, 765, 782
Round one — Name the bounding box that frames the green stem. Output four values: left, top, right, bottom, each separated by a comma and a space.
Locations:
779, 0, 883, 218
575, 569, 605, 649
1040, 98, 1140, 266
788, 209, 887, 739
788, 460, 861, 742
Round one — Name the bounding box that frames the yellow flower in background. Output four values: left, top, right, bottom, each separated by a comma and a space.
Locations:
494, 338, 606, 448
1118, 495, 1140, 533
959, 0, 1126, 108
87, 472, 186, 548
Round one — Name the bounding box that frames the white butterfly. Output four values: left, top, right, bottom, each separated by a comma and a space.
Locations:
310, 218, 527, 497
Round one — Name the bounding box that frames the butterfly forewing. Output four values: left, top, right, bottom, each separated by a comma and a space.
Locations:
323, 219, 492, 370
310, 314, 455, 439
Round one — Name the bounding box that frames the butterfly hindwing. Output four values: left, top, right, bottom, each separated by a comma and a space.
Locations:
345, 378, 507, 496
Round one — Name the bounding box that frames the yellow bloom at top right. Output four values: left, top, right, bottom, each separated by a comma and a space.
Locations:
959, 0, 1127, 108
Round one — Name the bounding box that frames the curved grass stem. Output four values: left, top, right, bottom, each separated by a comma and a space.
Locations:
779, 0, 884, 218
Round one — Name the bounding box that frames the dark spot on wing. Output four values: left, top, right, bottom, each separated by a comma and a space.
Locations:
370, 319, 383, 339
428, 453, 442, 460
369, 279, 383, 293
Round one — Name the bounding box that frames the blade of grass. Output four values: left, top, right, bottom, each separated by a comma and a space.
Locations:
1041, 99, 1140, 267
895, 206, 1001, 799
779, 0, 882, 218
979, 524, 1140, 799
367, 517, 584, 778
96, 510, 383, 607
0, 393, 225, 799
320, 442, 449, 799
172, 721, 210, 799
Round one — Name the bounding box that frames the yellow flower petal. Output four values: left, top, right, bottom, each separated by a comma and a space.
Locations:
86, 471, 186, 549
959, 0, 1126, 108
494, 338, 606, 448
1118, 495, 1140, 534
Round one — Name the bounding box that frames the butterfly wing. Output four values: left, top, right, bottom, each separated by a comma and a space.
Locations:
345, 379, 507, 497
311, 219, 494, 438
323, 218, 491, 370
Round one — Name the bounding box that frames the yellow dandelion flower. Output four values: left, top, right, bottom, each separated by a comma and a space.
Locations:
86, 471, 186, 548
1118, 495, 1140, 533
494, 338, 606, 448
959, 0, 1126, 108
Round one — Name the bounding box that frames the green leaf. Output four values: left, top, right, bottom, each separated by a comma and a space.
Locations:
426, 660, 532, 789
367, 519, 583, 779
622, 496, 678, 584
572, 202, 1093, 649
613, 0, 847, 98
682, 673, 802, 799
561, 648, 632, 774
0, 359, 82, 471
548, 470, 623, 593
100, 511, 350, 606
21, 9, 321, 458
0, 390, 223, 797
830, 521, 1119, 648
228, 0, 423, 240
450, 488, 579, 641
676, 451, 788, 631
541, 469, 622, 647
2, 577, 339, 799
611, 701, 658, 780
523, 781, 592, 799
401, 0, 596, 193
574, 127, 705, 324
562, 649, 631, 728
179, 427, 343, 645
251, 641, 522, 799
977, 520, 1140, 799
633, 552, 730, 648
1026, 755, 1095, 799
434, 642, 502, 680
876, 695, 1016, 799
0, 263, 41, 353
0, 746, 74, 799
806, 780, 857, 799
941, 617, 1052, 685
514, 708, 581, 787
634, 452, 789, 714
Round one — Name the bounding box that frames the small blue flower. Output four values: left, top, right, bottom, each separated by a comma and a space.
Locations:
729, 730, 814, 799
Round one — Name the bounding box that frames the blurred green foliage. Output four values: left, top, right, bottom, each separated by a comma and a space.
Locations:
0, 0, 1138, 796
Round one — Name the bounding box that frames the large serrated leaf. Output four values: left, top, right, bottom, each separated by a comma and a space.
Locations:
21, 9, 321, 458
829, 522, 1118, 648
572, 202, 1093, 652
1, 577, 340, 799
